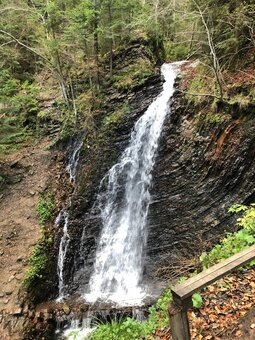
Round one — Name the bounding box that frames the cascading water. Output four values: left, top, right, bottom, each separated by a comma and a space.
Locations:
57, 211, 70, 301
84, 63, 181, 306
66, 139, 83, 181
56, 137, 83, 301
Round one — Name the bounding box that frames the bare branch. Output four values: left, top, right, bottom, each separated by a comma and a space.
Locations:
0, 40, 15, 48
0, 29, 56, 73
0, 6, 45, 22
192, 0, 224, 99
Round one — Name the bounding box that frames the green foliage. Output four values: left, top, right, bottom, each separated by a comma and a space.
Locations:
112, 58, 153, 91
102, 103, 130, 132
200, 204, 255, 269
192, 293, 203, 308
155, 287, 172, 326
0, 117, 33, 155
0, 69, 20, 99
24, 192, 54, 289
91, 289, 172, 339
23, 226, 53, 288
206, 113, 227, 125
0, 72, 40, 120
229, 204, 255, 235
36, 192, 54, 224
170, 44, 190, 61
91, 317, 144, 340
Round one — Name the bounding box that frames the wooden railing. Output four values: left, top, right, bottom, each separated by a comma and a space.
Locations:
168, 244, 255, 340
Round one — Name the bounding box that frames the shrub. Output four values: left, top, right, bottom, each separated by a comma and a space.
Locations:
200, 204, 255, 269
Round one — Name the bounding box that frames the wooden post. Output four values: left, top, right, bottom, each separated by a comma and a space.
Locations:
168, 245, 255, 339
169, 301, 191, 340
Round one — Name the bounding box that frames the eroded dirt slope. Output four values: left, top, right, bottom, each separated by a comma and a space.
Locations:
0, 141, 53, 339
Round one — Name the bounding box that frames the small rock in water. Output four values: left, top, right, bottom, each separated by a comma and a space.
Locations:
62, 304, 71, 315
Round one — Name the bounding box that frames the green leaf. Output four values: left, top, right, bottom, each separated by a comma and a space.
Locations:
192, 293, 203, 308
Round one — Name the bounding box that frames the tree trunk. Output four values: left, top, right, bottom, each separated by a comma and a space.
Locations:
93, 0, 100, 89
108, 1, 113, 78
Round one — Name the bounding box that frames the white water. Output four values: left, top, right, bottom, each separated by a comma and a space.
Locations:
61, 316, 95, 340
84, 63, 181, 306
57, 211, 70, 301
66, 140, 83, 181
56, 137, 83, 301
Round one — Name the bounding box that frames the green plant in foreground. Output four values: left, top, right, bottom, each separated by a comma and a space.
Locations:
200, 204, 255, 269
36, 192, 54, 223
192, 293, 203, 308
91, 317, 144, 340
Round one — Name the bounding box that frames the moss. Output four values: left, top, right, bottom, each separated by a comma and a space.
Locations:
36, 192, 55, 224
112, 58, 154, 91
23, 226, 54, 298
23, 192, 55, 302
101, 103, 130, 132
195, 111, 228, 131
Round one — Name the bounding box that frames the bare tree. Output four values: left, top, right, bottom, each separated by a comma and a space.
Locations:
192, 0, 223, 100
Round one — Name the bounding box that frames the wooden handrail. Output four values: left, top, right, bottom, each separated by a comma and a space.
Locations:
168, 244, 255, 340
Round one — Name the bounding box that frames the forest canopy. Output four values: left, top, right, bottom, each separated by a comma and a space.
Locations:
0, 0, 254, 136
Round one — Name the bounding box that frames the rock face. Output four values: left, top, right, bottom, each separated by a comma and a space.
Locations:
146, 89, 255, 277
59, 57, 255, 297
62, 72, 164, 295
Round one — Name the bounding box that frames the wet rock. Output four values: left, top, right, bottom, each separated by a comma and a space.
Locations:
62, 304, 71, 315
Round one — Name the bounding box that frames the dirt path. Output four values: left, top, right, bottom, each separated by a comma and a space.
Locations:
0, 141, 54, 339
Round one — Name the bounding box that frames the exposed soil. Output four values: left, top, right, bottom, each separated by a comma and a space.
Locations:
0, 139, 55, 339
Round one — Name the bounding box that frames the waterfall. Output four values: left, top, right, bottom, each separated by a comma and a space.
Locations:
57, 211, 70, 301
66, 139, 83, 181
84, 63, 181, 306
56, 137, 83, 301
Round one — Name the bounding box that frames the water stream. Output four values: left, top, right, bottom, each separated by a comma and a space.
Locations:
57, 211, 70, 301
66, 139, 83, 181
56, 137, 83, 300
84, 63, 181, 306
